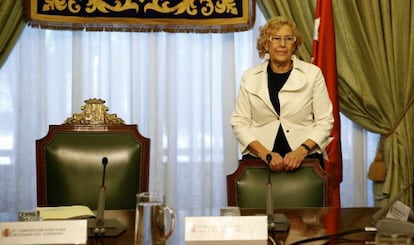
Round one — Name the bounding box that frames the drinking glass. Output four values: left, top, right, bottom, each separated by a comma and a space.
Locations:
134, 192, 175, 245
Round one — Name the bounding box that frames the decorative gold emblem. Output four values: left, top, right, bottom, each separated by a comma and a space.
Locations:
40, 0, 238, 16
64, 98, 125, 125
27, 0, 254, 33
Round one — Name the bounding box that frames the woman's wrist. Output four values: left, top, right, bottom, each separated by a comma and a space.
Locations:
300, 143, 311, 154
258, 151, 270, 162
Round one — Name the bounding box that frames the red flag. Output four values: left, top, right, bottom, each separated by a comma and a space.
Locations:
312, 0, 342, 207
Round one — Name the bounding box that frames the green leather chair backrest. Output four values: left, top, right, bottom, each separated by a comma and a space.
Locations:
36, 124, 150, 210
227, 158, 329, 208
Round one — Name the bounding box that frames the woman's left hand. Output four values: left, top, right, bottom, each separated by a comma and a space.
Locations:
283, 148, 307, 171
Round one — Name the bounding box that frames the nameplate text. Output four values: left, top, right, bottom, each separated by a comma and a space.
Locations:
0, 220, 87, 244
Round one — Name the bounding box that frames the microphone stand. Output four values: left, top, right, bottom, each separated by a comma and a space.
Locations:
96, 157, 107, 229
87, 157, 126, 238
96, 157, 107, 243
266, 154, 290, 232
266, 154, 274, 216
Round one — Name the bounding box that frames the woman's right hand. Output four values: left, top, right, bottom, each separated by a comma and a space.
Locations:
247, 141, 284, 171
261, 152, 284, 172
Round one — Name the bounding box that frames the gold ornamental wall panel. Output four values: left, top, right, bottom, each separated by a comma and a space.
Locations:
24, 0, 256, 33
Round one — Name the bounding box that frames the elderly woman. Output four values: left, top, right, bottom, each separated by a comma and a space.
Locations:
231, 16, 334, 172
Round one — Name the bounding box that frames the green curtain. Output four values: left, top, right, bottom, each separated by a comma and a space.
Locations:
334, 1, 414, 205
257, 0, 414, 205
0, 0, 25, 69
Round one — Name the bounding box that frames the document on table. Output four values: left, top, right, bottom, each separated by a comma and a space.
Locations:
37, 205, 95, 220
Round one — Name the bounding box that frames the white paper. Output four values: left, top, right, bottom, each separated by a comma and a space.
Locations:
37, 205, 95, 220
185, 216, 267, 245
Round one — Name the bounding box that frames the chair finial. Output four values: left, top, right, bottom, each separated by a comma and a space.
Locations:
64, 98, 125, 125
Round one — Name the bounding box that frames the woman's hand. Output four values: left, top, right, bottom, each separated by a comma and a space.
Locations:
283, 147, 307, 171
265, 152, 284, 172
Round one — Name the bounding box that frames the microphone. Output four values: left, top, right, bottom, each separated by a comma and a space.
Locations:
265, 153, 290, 232
96, 157, 108, 227
87, 157, 126, 237
266, 154, 273, 216
373, 182, 414, 236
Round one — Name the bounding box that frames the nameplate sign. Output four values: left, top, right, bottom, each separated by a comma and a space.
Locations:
185, 216, 267, 245
386, 200, 412, 221
0, 220, 87, 244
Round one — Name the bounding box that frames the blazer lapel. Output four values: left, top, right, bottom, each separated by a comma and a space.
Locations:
247, 62, 278, 116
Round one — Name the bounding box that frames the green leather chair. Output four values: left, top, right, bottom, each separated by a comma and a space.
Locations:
36, 99, 150, 210
227, 158, 331, 208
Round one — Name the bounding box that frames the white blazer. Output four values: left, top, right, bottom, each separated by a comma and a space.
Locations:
231, 56, 334, 157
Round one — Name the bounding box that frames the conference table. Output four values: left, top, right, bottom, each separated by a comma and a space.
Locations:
89, 207, 380, 245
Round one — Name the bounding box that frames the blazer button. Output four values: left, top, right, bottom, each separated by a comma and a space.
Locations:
286, 130, 290, 133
